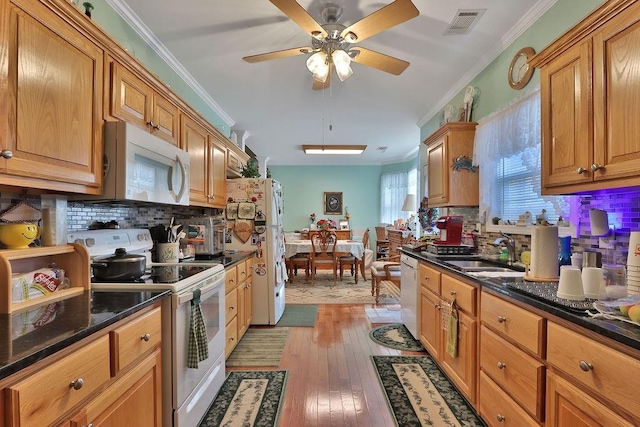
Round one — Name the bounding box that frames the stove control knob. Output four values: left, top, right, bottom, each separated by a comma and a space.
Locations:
73, 238, 85, 245
85, 238, 96, 247
137, 233, 146, 241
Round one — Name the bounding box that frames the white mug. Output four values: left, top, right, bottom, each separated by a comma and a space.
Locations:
158, 242, 179, 263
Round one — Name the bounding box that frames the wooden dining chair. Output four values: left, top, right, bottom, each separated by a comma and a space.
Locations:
284, 236, 310, 283
309, 230, 338, 286
358, 228, 375, 281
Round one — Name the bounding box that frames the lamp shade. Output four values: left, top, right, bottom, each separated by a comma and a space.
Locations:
306, 51, 329, 82
332, 50, 353, 81
402, 194, 416, 211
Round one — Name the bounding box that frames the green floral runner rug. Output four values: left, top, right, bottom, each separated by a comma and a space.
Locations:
199, 370, 287, 427
372, 356, 485, 427
369, 323, 425, 352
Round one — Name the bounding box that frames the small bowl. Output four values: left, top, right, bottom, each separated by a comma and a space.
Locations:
0, 223, 40, 249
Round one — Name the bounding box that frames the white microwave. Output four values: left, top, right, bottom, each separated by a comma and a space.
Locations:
85, 121, 190, 205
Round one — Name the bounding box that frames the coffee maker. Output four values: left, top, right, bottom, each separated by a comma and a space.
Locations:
434, 216, 463, 245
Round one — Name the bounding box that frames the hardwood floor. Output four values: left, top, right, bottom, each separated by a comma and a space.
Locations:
228, 303, 424, 427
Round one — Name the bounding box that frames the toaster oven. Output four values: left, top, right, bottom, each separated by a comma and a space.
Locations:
182, 217, 226, 259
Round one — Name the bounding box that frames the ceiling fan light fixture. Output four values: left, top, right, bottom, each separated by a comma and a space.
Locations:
311, 30, 324, 40
332, 50, 353, 81
344, 31, 358, 43
303, 145, 367, 155
306, 51, 329, 82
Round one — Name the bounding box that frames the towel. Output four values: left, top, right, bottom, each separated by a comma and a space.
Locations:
446, 299, 459, 358
187, 288, 209, 368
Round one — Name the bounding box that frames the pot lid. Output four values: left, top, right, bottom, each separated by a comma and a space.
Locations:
97, 248, 146, 263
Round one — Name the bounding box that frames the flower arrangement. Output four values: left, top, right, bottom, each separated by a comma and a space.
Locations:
316, 218, 337, 230
418, 197, 438, 231
310, 212, 316, 223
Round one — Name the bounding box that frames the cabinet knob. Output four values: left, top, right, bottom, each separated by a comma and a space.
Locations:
69, 378, 84, 390
246, 284, 251, 288
434, 303, 441, 310
496, 414, 505, 422
497, 361, 506, 369
449, 290, 456, 295
1, 150, 12, 159
579, 360, 593, 372
591, 163, 602, 172
497, 315, 507, 323
230, 305, 235, 310
576, 167, 586, 174
141, 333, 151, 342
147, 121, 155, 128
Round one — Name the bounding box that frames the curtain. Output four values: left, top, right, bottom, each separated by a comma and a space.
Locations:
473, 86, 573, 223
380, 172, 408, 224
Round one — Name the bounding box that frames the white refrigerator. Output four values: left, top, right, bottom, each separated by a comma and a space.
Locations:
226, 178, 288, 325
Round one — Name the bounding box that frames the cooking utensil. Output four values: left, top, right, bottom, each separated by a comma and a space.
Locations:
91, 248, 147, 281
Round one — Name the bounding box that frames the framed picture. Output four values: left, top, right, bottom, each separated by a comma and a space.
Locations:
324, 192, 343, 215
226, 202, 238, 220
339, 219, 350, 230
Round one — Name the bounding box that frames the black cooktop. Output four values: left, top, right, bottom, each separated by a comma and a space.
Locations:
92, 265, 210, 284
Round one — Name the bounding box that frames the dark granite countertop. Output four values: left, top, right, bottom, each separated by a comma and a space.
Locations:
181, 250, 255, 269
403, 250, 640, 352
0, 290, 170, 381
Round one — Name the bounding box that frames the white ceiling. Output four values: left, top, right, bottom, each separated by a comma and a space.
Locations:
111, 0, 553, 166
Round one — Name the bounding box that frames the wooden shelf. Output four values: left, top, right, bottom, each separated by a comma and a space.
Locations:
0, 244, 91, 314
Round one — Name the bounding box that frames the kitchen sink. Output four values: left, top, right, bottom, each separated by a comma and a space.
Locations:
460, 266, 519, 273
445, 259, 523, 274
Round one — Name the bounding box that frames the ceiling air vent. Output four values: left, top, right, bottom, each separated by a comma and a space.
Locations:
377, 146, 388, 153
444, 9, 486, 35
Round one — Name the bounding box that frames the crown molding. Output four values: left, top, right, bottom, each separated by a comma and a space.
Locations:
417, 0, 558, 128
105, 0, 235, 128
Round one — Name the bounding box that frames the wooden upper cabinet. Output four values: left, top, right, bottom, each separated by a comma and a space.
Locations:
110, 62, 179, 146
423, 122, 478, 207
210, 134, 227, 208
227, 142, 249, 178
534, 0, 640, 194
181, 115, 209, 205
0, 0, 103, 194
181, 114, 226, 208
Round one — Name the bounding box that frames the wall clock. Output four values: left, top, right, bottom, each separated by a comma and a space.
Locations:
508, 47, 535, 90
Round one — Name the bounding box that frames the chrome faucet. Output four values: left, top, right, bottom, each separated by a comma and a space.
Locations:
492, 231, 517, 265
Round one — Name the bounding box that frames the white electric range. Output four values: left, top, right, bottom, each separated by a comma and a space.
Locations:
68, 228, 226, 427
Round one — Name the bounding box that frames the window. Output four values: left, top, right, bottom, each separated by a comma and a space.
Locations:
380, 168, 417, 224
474, 86, 576, 231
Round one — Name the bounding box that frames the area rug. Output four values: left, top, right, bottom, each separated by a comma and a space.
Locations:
369, 323, 425, 352
199, 370, 287, 427
372, 356, 485, 427
285, 272, 400, 304
275, 304, 319, 327
365, 304, 402, 323
226, 328, 290, 367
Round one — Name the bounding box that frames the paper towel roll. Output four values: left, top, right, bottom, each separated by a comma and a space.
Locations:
589, 208, 609, 236
530, 226, 559, 279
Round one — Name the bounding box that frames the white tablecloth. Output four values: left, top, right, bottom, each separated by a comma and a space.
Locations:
285, 240, 364, 260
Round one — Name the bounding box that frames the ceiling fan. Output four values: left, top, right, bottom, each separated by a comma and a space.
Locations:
243, 0, 419, 90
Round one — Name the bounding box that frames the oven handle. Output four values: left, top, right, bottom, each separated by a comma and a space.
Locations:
177, 276, 225, 305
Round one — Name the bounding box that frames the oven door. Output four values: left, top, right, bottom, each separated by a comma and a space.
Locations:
173, 277, 225, 426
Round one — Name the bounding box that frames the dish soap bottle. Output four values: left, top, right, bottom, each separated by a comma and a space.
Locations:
558, 236, 572, 272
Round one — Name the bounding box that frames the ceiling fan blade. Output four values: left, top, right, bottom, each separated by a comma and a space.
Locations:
312, 64, 332, 90
243, 47, 312, 63
270, 0, 327, 38
340, 0, 419, 43
350, 47, 409, 75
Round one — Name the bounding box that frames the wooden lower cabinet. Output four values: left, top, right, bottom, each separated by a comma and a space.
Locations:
224, 259, 254, 358
546, 371, 633, 427
2, 305, 163, 427
419, 286, 442, 361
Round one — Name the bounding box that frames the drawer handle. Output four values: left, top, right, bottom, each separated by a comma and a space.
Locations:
579, 361, 593, 372
449, 290, 456, 295
141, 333, 151, 342
496, 414, 505, 422
497, 362, 506, 369
497, 316, 507, 323
69, 378, 84, 390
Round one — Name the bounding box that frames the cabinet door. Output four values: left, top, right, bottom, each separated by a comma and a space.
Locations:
237, 282, 247, 338
181, 115, 209, 205
210, 135, 227, 208
151, 95, 179, 146
245, 279, 253, 328
2, 0, 103, 193
419, 287, 442, 361
440, 309, 477, 405
82, 349, 162, 427
540, 40, 592, 190
546, 371, 634, 427
592, 3, 640, 181
427, 137, 447, 205
111, 63, 152, 130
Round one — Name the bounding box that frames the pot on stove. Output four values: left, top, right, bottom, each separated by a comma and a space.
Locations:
92, 248, 147, 281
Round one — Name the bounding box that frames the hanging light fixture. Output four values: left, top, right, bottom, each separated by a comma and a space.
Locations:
331, 49, 353, 81
306, 48, 354, 83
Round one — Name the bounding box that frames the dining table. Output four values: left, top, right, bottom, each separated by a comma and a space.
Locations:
284, 239, 365, 260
